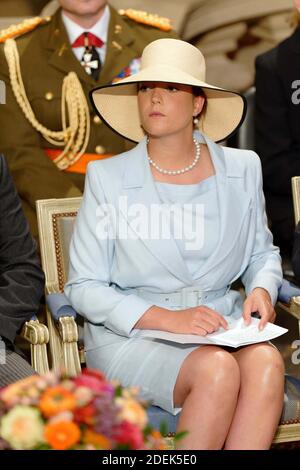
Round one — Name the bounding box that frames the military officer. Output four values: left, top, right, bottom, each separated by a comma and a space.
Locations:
0, 0, 177, 239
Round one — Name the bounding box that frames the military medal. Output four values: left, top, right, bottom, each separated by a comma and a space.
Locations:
80, 33, 100, 76
81, 51, 99, 75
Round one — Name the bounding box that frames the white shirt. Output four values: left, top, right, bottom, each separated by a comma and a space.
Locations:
61, 5, 110, 65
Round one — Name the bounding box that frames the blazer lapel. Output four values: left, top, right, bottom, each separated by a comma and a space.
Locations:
196, 135, 252, 279
118, 135, 252, 286
119, 139, 194, 285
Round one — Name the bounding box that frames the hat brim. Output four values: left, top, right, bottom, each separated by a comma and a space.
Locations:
90, 65, 247, 143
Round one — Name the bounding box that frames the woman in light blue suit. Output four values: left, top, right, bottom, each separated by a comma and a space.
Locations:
65, 39, 284, 449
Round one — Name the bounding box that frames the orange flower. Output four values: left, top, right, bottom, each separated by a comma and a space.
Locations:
83, 429, 111, 449
39, 386, 76, 417
150, 430, 168, 450
44, 421, 80, 450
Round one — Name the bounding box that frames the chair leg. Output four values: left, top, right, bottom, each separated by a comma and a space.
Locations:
46, 307, 64, 371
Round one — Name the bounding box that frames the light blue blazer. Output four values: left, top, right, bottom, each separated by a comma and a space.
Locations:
65, 133, 282, 351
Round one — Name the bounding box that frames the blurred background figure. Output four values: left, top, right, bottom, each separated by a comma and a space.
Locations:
0, 154, 44, 387
0, 1, 294, 91
255, 0, 300, 264
0, 0, 177, 240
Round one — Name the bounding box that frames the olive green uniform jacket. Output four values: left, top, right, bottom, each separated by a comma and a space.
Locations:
0, 6, 177, 238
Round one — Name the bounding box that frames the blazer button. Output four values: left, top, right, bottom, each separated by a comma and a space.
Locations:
45, 92, 54, 101
93, 115, 102, 125
95, 145, 106, 154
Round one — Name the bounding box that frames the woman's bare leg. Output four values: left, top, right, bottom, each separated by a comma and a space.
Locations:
224, 343, 285, 450
173, 345, 240, 449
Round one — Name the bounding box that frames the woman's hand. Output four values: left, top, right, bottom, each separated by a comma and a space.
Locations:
135, 305, 227, 335
170, 305, 228, 336
243, 287, 276, 330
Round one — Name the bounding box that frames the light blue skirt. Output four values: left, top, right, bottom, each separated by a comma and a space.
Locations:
85, 290, 244, 415
85, 330, 200, 415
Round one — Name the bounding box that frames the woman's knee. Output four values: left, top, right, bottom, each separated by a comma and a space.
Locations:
174, 347, 240, 407
188, 347, 240, 391
242, 344, 285, 375
238, 344, 285, 396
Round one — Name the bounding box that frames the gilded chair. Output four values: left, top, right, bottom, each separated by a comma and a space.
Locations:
36, 197, 82, 377
36, 196, 300, 445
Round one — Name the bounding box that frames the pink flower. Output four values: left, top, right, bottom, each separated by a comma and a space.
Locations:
113, 420, 144, 450
74, 370, 114, 396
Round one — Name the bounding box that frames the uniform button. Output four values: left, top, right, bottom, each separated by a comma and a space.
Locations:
93, 115, 102, 125
45, 92, 54, 101
95, 145, 106, 154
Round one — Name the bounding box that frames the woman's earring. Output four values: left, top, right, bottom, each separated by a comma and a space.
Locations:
193, 117, 199, 125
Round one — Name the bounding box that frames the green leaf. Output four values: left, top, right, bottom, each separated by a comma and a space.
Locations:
159, 421, 168, 436
143, 425, 152, 437
115, 385, 123, 397
173, 431, 188, 441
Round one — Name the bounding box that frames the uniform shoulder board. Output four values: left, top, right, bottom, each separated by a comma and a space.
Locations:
0, 16, 50, 43
118, 9, 172, 32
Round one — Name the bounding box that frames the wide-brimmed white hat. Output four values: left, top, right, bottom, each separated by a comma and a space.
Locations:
90, 38, 246, 143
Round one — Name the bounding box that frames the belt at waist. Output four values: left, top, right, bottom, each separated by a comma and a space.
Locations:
45, 149, 114, 174
116, 285, 231, 309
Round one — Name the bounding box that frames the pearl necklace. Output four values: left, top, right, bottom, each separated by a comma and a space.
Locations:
147, 138, 201, 175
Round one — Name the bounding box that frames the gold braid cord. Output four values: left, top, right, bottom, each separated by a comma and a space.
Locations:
0, 17, 46, 43
118, 9, 172, 31
4, 38, 90, 170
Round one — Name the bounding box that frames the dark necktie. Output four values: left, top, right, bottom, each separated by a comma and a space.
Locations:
72, 32, 103, 80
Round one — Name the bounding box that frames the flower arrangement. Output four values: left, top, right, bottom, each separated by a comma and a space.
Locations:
0, 369, 167, 450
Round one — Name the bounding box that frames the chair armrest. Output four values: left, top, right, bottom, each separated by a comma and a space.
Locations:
46, 294, 81, 376
58, 316, 79, 343
278, 279, 300, 304
46, 292, 77, 320
20, 318, 50, 375
277, 280, 300, 322
21, 317, 49, 346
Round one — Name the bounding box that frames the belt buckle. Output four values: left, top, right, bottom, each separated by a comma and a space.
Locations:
180, 286, 202, 308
